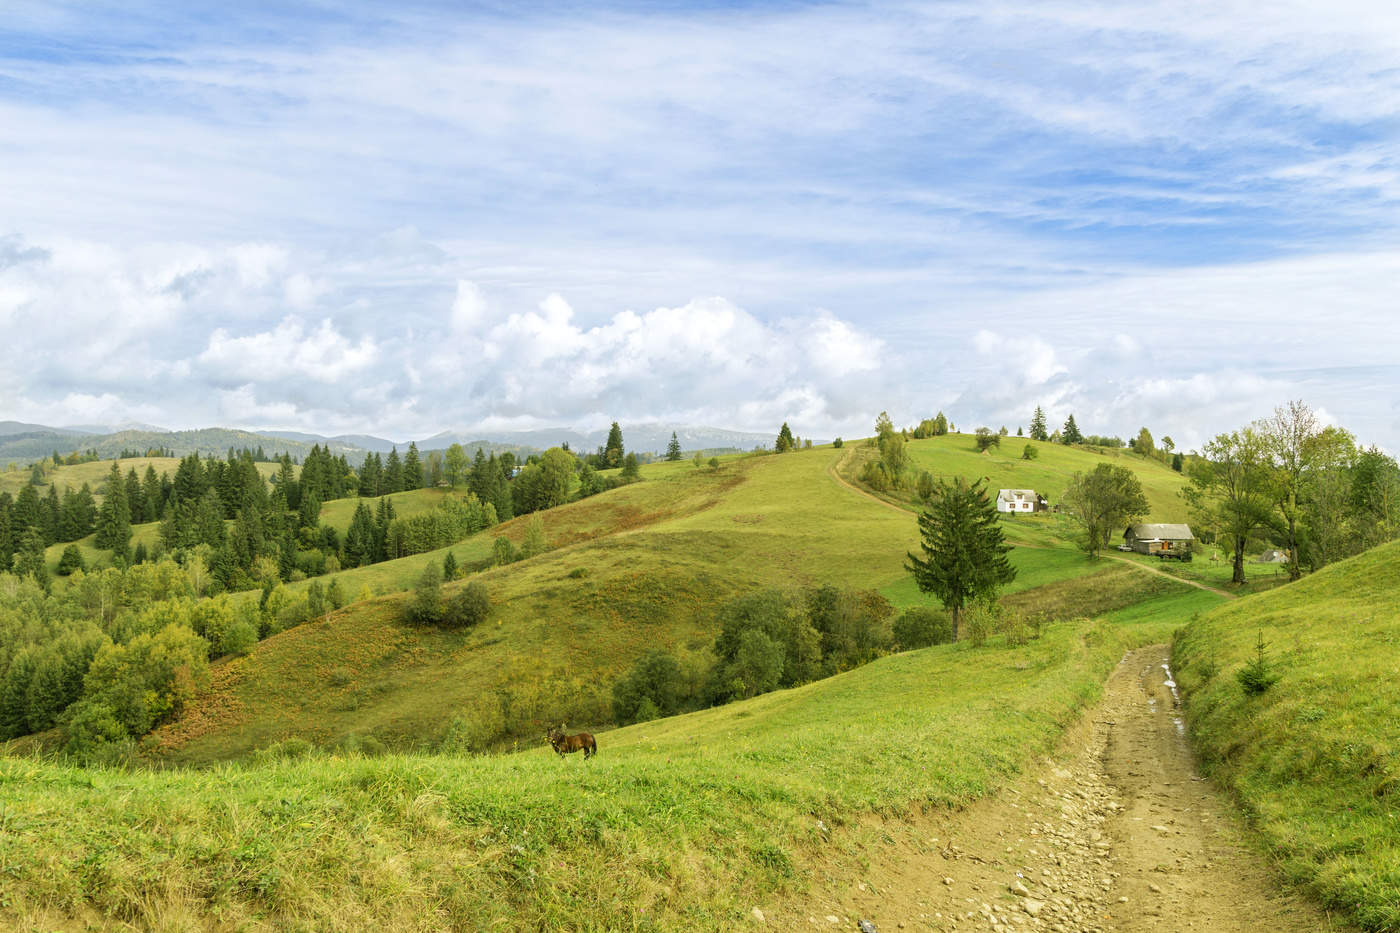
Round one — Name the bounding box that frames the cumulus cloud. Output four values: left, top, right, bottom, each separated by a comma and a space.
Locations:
199, 318, 379, 384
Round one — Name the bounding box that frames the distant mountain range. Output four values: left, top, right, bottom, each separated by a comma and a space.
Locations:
0, 420, 790, 465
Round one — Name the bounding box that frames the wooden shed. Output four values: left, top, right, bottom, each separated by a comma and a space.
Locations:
1123, 523, 1194, 560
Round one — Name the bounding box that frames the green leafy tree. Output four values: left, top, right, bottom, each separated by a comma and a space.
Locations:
1062, 463, 1149, 557
1262, 400, 1319, 581
931, 412, 948, 436
444, 443, 467, 489
620, 452, 641, 481
905, 477, 1016, 640
776, 422, 795, 453
613, 650, 685, 724
1060, 414, 1083, 445
892, 607, 954, 650
1184, 428, 1274, 584
520, 513, 547, 558
1133, 427, 1155, 457
1022, 443, 1038, 461
666, 432, 683, 461
974, 427, 1000, 451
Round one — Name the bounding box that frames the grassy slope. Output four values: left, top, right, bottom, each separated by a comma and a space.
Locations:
151, 449, 929, 762
846, 434, 1188, 524
1172, 540, 1400, 931
0, 597, 1213, 930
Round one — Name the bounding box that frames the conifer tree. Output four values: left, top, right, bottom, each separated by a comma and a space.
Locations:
604, 422, 625, 468
1061, 414, 1083, 445
13, 485, 40, 539
666, 432, 683, 461
445, 444, 467, 489
125, 469, 144, 524
776, 422, 795, 453
1029, 406, 1049, 441
94, 464, 131, 559
905, 477, 1015, 640
41, 484, 61, 543
0, 492, 13, 572
384, 447, 404, 493
403, 441, 423, 489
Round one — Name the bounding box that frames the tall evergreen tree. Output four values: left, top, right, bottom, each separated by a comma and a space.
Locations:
94, 463, 131, 559
12, 484, 41, 538
14, 528, 50, 591
776, 422, 795, 453
384, 447, 404, 494
666, 432, 683, 461
0, 492, 13, 571
41, 484, 61, 543
360, 453, 383, 498
1061, 414, 1083, 445
905, 477, 1015, 640
403, 442, 423, 489
1029, 406, 1049, 442
125, 469, 145, 524
343, 502, 378, 567
604, 422, 625, 468
142, 466, 164, 520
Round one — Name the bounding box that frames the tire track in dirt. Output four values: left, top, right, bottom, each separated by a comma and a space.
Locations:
767, 646, 1350, 932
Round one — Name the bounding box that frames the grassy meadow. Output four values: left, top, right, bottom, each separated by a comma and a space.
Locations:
842, 433, 1191, 524
1, 604, 1204, 931
1172, 539, 1400, 931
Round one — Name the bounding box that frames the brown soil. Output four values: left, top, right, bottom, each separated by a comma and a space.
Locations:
764, 646, 1352, 932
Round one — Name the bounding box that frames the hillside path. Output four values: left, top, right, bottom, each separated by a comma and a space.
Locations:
824, 450, 1236, 599
770, 645, 1348, 931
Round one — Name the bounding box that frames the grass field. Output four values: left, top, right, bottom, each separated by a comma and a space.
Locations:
153, 446, 1164, 764
1172, 539, 1400, 931
2, 456, 282, 500
0, 600, 1207, 930
842, 434, 1190, 524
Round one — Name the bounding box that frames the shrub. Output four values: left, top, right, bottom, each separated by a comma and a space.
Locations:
62, 700, 129, 761
998, 607, 1032, 646
708, 457, 720, 471
221, 619, 258, 656
916, 470, 935, 502
1022, 444, 1038, 461
520, 514, 546, 558
492, 536, 517, 566
443, 582, 490, 629
567, 567, 589, 579
833, 437, 844, 448
613, 650, 686, 724
406, 563, 443, 625
442, 550, 458, 581
961, 601, 998, 647
892, 607, 953, 650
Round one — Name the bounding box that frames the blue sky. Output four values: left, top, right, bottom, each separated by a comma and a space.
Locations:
2, 1, 1398, 449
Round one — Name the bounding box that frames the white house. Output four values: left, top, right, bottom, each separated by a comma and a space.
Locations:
997, 489, 1047, 513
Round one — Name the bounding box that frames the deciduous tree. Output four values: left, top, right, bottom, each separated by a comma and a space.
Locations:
1063, 463, 1149, 557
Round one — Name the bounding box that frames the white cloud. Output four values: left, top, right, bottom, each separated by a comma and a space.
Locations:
199, 318, 379, 384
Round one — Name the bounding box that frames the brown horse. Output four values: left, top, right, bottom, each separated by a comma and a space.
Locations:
546, 725, 597, 760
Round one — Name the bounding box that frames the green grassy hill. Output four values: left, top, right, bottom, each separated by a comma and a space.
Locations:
0, 592, 1211, 930
846, 434, 1189, 521
1173, 540, 1400, 930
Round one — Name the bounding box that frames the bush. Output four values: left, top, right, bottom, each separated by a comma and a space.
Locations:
1022, 444, 1038, 461
492, 536, 517, 566
892, 607, 953, 650
961, 601, 998, 647
833, 437, 843, 448
443, 581, 490, 629
613, 650, 686, 724
62, 700, 130, 762
406, 563, 443, 625
221, 618, 258, 656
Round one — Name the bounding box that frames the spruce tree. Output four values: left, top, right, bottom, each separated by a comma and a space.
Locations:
1061, 414, 1083, 445
125, 469, 144, 524
905, 477, 1015, 640
384, 447, 404, 493
403, 442, 423, 489
41, 484, 60, 543
0, 492, 13, 572
604, 422, 625, 469
1029, 406, 1049, 442
776, 422, 795, 453
94, 464, 131, 559
666, 432, 683, 461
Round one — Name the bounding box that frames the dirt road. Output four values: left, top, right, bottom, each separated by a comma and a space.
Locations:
769, 646, 1349, 931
